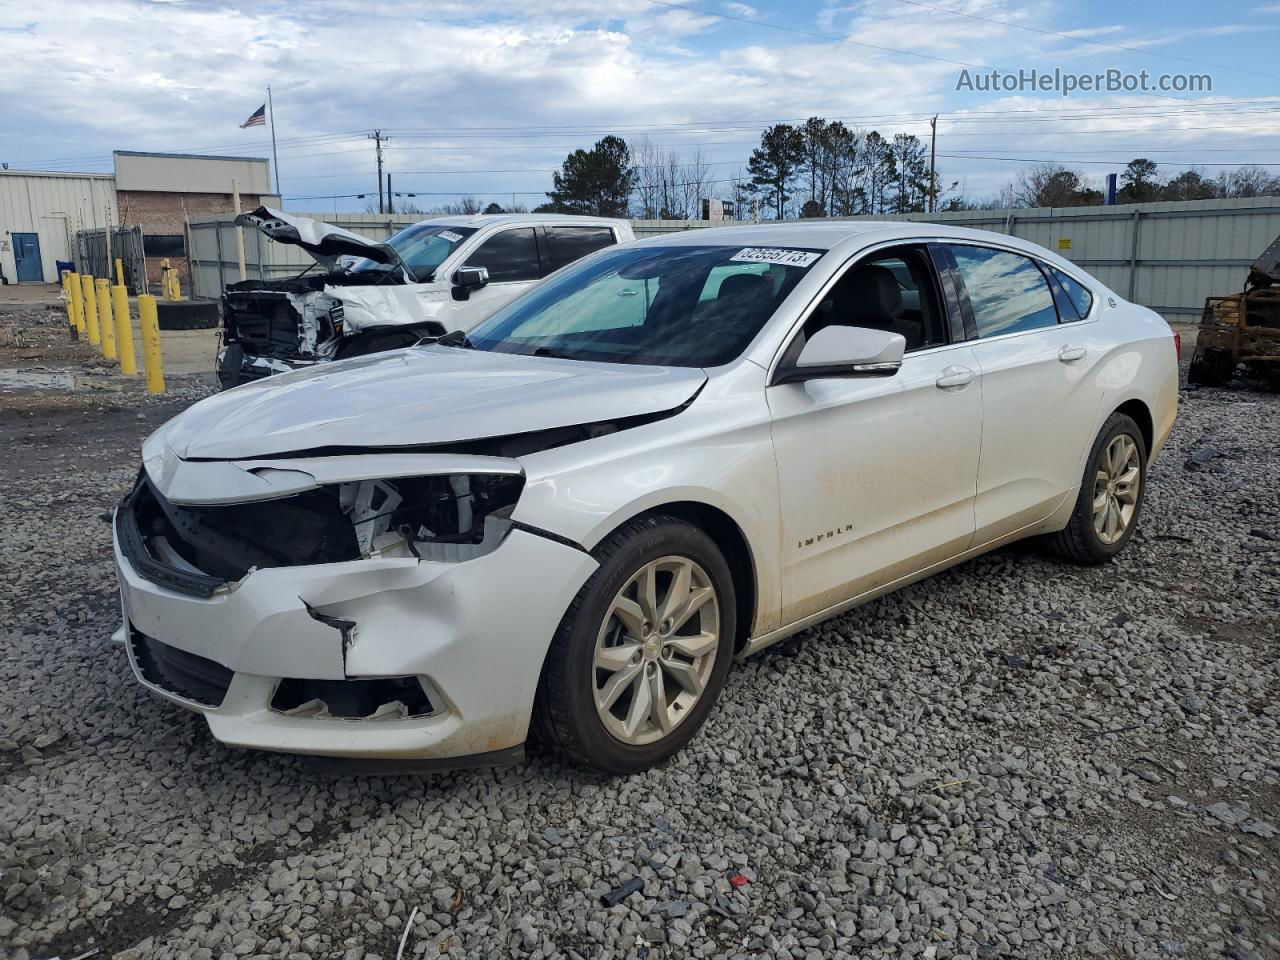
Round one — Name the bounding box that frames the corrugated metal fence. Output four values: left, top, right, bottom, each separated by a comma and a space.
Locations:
75, 226, 146, 292
188, 197, 1280, 322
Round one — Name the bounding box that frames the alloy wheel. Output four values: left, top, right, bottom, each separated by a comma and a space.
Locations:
1093, 433, 1141, 545
592, 555, 720, 746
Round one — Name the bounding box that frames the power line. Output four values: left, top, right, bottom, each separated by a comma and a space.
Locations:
938, 153, 1280, 166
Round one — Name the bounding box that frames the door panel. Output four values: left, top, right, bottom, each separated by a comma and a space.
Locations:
968, 329, 1104, 541
13, 233, 42, 283
943, 242, 1104, 542
448, 228, 543, 331
767, 346, 982, 626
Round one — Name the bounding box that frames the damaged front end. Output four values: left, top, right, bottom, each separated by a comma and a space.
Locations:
112, 452, 598, 763
117, 465, 525, 595
217, 207, 467, 389
218, 272, 444, 389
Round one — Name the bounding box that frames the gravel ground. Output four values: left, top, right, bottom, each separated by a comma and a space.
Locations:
1, 306, 1277, 960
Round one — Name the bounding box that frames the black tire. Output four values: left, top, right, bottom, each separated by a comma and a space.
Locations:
156, 300, 220, 331
532, 515, 736, 774
1188, 347, 1234, 387
1043, 413, 1147, 564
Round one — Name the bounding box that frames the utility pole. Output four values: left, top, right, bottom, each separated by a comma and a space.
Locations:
928, 114, 938, 214
386, 174, 393, 215
368, 130, 389, 213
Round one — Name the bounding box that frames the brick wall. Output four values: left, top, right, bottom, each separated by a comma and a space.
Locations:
118, 190, 273, 293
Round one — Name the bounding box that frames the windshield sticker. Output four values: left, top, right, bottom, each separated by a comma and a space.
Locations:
729, 247, 821, 267
438, 230, 464, 243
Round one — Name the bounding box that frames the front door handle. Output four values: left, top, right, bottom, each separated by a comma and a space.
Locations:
1059, 344, 1087, 363
935, 365, 976, 390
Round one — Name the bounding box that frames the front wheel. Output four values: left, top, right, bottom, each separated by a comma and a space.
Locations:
533, 516, 736, 774
1043, 413, 1147, 564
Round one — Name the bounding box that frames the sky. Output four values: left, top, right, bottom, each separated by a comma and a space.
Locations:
1, 0, 1277, 215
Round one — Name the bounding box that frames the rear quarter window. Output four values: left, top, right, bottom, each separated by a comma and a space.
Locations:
1048, 266, 1094, 321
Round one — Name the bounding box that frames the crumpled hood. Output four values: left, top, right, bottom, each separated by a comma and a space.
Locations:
150, 346, 707, 461
235, 206, 404, 271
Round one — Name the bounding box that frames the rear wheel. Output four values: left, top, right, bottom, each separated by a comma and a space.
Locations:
533, 516, 735, 773
1044, 413, 1146, 564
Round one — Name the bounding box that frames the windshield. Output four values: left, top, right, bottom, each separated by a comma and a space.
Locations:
347, 223, 478, 281
467, 244, 823, 367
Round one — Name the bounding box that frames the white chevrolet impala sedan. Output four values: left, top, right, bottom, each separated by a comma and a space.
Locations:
113, 222, 1179, 773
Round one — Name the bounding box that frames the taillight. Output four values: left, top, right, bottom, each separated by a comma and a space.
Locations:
1173, 329, 1182, 362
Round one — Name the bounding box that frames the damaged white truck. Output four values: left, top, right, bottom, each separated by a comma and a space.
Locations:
217, 208, 633, 388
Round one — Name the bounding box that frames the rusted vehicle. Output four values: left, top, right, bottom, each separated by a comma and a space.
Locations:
1189, 234, 1280, 389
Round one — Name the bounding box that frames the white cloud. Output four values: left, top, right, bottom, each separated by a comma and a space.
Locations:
724, 2, 759, 16
0, 0, 1271, 209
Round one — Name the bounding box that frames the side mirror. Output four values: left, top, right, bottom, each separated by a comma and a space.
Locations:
773, 326, 905, 385
453, 266, 489, 289
451, 266, 489, 301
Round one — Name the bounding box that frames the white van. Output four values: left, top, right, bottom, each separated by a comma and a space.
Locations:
217, 208, 634, 388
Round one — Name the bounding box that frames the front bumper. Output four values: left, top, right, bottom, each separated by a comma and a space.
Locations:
112, 508, 597, 763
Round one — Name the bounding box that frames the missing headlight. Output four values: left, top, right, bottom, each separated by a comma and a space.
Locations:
340, 472, 524, 562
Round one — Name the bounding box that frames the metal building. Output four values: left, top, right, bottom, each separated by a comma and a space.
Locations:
0, 170, 118, 283
0, 152, 277, 288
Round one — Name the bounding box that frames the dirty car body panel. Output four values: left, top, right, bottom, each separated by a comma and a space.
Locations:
114, 221, 1178, 767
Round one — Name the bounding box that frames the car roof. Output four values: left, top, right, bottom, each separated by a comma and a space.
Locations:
414, 213, 629, 229
629, 220, 1052, 256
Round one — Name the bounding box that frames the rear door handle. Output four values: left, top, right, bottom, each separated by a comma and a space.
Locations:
1058, 344, 1087, 363
935, 365, 976, 390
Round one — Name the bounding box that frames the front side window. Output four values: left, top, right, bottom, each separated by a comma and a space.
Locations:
466, 244, 823, 367
547, 226, 617, 272
465, 227, 541, 283
801, 246, 946, 352
947, 244, 1058, 337
1048, 266, 1094, 321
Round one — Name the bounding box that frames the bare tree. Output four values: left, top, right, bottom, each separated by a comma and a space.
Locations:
629, 137, 716, 219
1218, 165, 1280, 198
1010, 164, 1101, 208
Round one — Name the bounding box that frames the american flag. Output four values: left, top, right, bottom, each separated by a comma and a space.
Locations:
240, 104, 266, 128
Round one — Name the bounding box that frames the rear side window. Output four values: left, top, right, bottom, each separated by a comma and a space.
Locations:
947, 244, 1058, 337
1048, 266, 1094, 321
465, 228, 541, 283
547, 226, 617, 272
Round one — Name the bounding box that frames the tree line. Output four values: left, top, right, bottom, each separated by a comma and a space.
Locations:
534, 119, 955, 219
389, 117, 1279, 219
999, 159, 1280, 209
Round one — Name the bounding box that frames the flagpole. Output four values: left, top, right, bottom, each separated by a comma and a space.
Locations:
267, 85, 281, 198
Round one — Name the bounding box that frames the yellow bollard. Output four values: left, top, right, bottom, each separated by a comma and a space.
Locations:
96, 278, 117, 360
82, 275, 101, 345
111, 285, 137, 375
63, 271, 82, 338
138, 295, 165, 394
115, 258, 125, 287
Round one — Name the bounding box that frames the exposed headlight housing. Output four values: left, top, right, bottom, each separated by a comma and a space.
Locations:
123, 470, 524, 587
341, 472, 524, 562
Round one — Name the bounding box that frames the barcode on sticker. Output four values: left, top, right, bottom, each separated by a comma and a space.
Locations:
729, 247, 821, 267
439, 230, 464, 243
